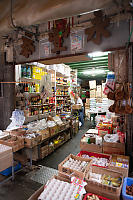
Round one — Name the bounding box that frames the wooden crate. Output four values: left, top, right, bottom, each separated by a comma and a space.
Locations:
103, 141, 125, 155
109, 155, 129, 177
58, 154, 92, 179
28, 186, 44, 200
0, 135, 24, 152
72, 104, 82, 110
49, 125, 58, 136
80, 141, 102, 153
8, 128, 26, 136
37, 128, 50, 141
28, 175, 70, 200
24, 134, 42, 148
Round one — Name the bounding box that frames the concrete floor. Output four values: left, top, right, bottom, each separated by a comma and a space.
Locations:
0, 121, 90, 200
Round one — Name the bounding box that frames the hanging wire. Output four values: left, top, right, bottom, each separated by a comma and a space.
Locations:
10, 0, 17, 29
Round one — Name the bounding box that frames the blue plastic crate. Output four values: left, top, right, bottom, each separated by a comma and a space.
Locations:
0, 162, 21, 176
122, 177, 133, 200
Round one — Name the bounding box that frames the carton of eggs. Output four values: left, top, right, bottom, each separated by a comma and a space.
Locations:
38, 178, 83, 200
82, 154, 109, 167
63, 158, 88, 172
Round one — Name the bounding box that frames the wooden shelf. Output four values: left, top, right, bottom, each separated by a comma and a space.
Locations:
29, 104, 41, 107
56, 84, 69, 87
21, 77, 40, 83
56, 95, 70, 97
56, 99, 64, 101
23, 92, 40, 98
42, 127, 70, 143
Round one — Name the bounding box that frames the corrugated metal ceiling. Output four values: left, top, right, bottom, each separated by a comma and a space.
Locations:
66, 54, 109, 79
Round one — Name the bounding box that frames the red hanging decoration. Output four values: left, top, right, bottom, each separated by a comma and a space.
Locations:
69, 18, 71, 33
48, 18, 70, 54
72, 17, 74, 27
48, 21, 50, 31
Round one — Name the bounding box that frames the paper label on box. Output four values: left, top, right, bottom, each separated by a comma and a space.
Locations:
71, 177, 87, 199
89, 80, 96, 89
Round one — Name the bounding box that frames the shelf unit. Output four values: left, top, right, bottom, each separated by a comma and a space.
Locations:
15, 63, 72, 118
50, 67, 71, 115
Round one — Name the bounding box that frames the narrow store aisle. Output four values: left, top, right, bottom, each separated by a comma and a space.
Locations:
38, 120, 90, 169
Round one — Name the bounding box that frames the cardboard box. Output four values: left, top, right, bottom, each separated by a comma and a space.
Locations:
0, 135, 24, 152
49, 125, 58, 136
0, 152, 13, 172
89, 80, 96, 89
96, 85, 102, 98
28, 186, 45, 200
90, 89, 96, 98
80, 141, 102, 153
109, 155, 129, 177
103, 142, 125, 155
14, 151, 28, 166
58, 154, 92, 179
72, 104, 82, 110
48, 145, 54, 154
8, 128, 26, 136
85, 166, 123, 200
64, 121, 70, 129
96, 98, 102, 103
98, 129, 109, 137
41, 148, 48, 159
58, 123, 66, 131
64, 132, 71, 141
0, 144, 12, 157
24, 134, 42, 148
85, 103, 90, 108
86, 98, 90, 104
102, 90, 107, 98
37, 128, 50, 141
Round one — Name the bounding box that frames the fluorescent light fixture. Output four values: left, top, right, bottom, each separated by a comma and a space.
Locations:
88, 51, 110, 58
82, 69, 105, 75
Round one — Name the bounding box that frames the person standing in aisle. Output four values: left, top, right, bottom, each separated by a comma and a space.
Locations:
75, 94, 84, 126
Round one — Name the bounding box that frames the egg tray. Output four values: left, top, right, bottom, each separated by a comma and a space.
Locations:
85, 166, 123, 196
28, 175, 71, 200
38, 176, 82, 200
58, 154, 92, 179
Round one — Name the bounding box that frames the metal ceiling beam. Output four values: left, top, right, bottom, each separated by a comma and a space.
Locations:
68, 59, 108, 67
77, 70, 109, 73
66, 56, 108, 65
70, 64, 108, 69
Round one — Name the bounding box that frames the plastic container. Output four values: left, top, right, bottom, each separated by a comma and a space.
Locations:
122, 177, 133, 200
83, 193, 111, 200
0, 162, 21, 176
77, 151, 111, 168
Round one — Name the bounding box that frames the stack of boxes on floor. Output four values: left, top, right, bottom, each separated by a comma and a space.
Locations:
85, 98, 90, 118
29, 114, 130, 200
86, 81, 108, 118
